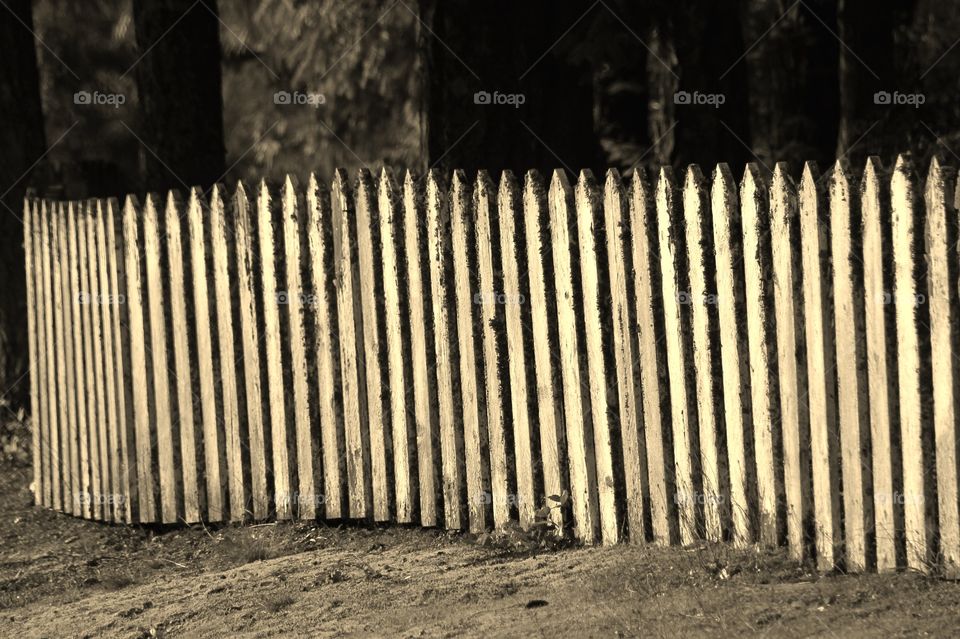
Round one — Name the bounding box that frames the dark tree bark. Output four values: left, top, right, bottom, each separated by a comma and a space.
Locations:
837, 0, 902, 167
0, 0, 47, 407
649, 0, 753, 171
132, 0, 225, 191
419, 0, 601, 174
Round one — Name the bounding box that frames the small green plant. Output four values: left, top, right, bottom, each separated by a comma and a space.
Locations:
476, 491, 574, 553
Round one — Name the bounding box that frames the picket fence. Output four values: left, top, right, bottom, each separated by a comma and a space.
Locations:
24, 156, 960, 575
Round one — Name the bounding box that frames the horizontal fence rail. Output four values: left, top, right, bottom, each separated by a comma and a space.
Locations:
23, 156, 960, 574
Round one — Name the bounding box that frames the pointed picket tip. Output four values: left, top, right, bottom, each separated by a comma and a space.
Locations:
830, 160, 851, 195
604, 168, 622, 188
187, 186, 203, 208
894, 153, 911, 174
403, 168, 417, 187
685, 164, 707, 190
234, 179, 250, 203
332, 168, 350, 192
801, 162, 821, 190
741, 162, 765, 191
713, 162, 736, 190
891, 154, 915, 196
165, 189, 184, 216
628, 166, 652, 200
284, 173, 300, 193
771, 162, 791, 187
578, 168, 598, 189
498, 169, 519, 201
451, 168, 469, 192
475, 169, 495, 198
864, 156, 883, 181
927, 155, 945, 182
379, 167, 399, 193
524, 169, 546, 195
549, 169, 572, 196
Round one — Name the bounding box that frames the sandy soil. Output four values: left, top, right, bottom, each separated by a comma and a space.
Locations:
2, 463, 960, 638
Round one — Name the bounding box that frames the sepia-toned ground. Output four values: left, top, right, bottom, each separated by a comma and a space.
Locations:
2, 464, 960, 638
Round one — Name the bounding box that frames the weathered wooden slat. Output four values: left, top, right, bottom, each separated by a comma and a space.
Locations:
924, 157, 959, 576
77, 203, 100, 519
210, 185, 246, 521
105, 198, 137, 522
186, 188, 224, 522
892, 155, 931, 571
829, 163, 872, 571
54, 204, 73, 513
603, 171, 647, 543
143, 194, 178, 524
403, 172, 440, 526
25, 200, 41, 505
549, 170, 600, 544
861, 157, 898, 572
378, 169, 416, 523
475, 171, 510, 529
165, 192, 201, 523
683, 166, 725, 542
306, 174, 345, 520
656, 168, 699, 545
281, 177, 316, 520
84, 202, 111, 520
257, 181, 293, 520
499, 172, 536, 528
522, 172, 565, 531
355, 170, 392, 522
94, 200, 123, 521
426, 170, 465, 530
122, 196, 156, 522
451, 171, 490, 533
68, 202, 92, 518
575, 171, 619, 544
40, 202, 60, 510
235, 183, 269, 520
741, 165, 781, 546
331, 170, 373, 519
770, 164, 812, 561
630, 170, 673, 544
799, 164, 841, 570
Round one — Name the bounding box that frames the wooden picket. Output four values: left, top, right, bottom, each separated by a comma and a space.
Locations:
27, 157, 960, 574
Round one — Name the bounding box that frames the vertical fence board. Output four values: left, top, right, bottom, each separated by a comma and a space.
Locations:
106, 199, 136, 522
332, 170, 373, 520
861, 158, 898, 571
523, 172, 566, 531
282, 177, 317, 520
403, 172, 440, 527
211, 185, 246, 521
799, 164, 841, 569
94, 201, 122, 521
55, 204, 74, 514
631, 171, 673, 544
657, 168, 699, 545
770, 164, 812, 561
25, 201, 41, 505
68, 202, 93, 518
143, 195, 178, 524
830, 164, 872, 571
892, 155, 932, 571
356, 171, 392, 522
77, 202, 100, 519
187, 189, 224, 522
40, 202, 60, 510
306, 174, 345, 520
925, 157, 960, 575
499, 172, 536, 527
575, 171, 619, 544
603, 171, 647, 542
235, 183, 269, 520
475, 171, 511, 529
550, 171, 600, 544
741, 166, 782, 546
426, 171, 465, 530
379, 169, 416, 523
258, 182, 293, 520
85, 202, 111, 520
165, 193, 201, 523
452, 171, 490, 532
683, 166, 725, 542
123, 197, 156, 522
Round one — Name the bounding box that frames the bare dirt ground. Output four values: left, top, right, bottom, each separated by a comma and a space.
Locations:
2, 462, 960, 638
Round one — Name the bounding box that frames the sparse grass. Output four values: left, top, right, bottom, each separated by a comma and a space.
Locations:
224, 534, 282, 565
261, 593, 296, 614
101, 574, 136, 590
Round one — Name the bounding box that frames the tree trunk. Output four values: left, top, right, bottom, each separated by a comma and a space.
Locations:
132, 0, 226, 191
0, 0, 47, 407
419, 0, 600, 174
